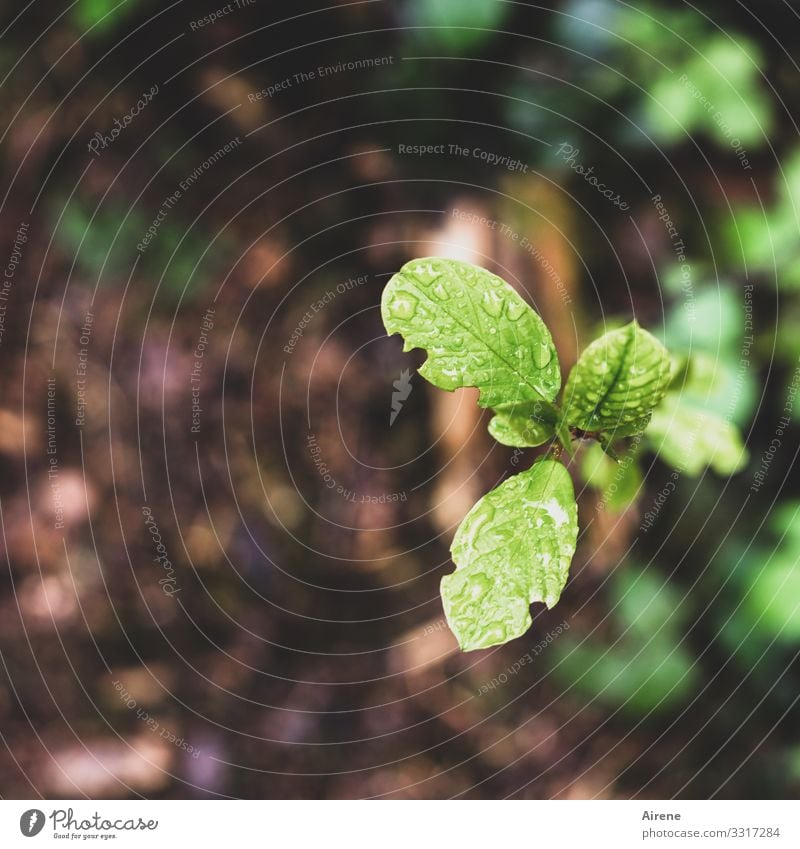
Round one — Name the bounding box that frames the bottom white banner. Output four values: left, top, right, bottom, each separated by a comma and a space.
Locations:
0, 800, 796, 848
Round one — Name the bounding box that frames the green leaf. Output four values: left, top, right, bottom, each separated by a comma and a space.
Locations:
664, 287, 743, 353
646, 392, 748, 476
488, 402, 556, 447
663, 305, 757, 426
382, 258, 560, 409
605, 414, 653, 439
744, 561, 800, 643
580, 442, 643, 512
770, 502, 800, 539
645, 35, 771, 148
562, 321, 670, 434
441, 459, 578, 651
551, 566, 698, 714
727, 509, 800, 645
74, 0, 138, 34
715, 511, 800, 668
405, 0, 510, 54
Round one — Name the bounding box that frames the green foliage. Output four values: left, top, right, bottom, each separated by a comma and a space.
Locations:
721, 150, 800, 287
646, 390, 748, 477
644, 35, 770, 146
508, 1, 770, 162
73, 0, 139, 35
661, 288, 757, 427
383, 259, 746, 650
707, 505, 800, 711
488, 402, 556, 448
552, 566, 699, 714
52, 196, 220, 303
441, 459, 577, 651
579, 347, 750, 504
562, 321, 670, 434
404, 0, 510, 54
580, 441, 642, 512
54, 196, 142, 278
381, 258, 561, 409
723, 505, 800, 646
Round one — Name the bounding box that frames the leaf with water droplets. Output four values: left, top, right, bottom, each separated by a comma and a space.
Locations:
562, 321, 670, 435
382, 258, 560, 408
441, 459, 578, 651
488, 402, 556, 447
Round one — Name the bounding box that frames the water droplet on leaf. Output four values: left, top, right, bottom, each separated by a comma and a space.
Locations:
481, 289, 504, 318
506, 299, 526, 321
390, 294, 418, 320
532, 343, 552, 368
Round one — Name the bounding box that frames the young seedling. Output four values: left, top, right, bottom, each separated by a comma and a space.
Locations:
382, 258, 746, 651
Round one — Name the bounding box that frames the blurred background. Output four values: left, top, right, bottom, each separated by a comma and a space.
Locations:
0, 0, 799, 799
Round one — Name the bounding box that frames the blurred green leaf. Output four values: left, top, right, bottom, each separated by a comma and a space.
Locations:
73, 0, 139, 34
643, 34, 770, 146
736, 507, 800, 644
715, 506, 800, 685
662, 298, 757, 427
552, 566, 698, 714
52, 195, 219, 303
744, 560, 800, 643
720, 150, 800, 288
663, 286, 742, 352
580, 441, 642, 511
405, 0, 510, 54
647, 389, 748, 477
